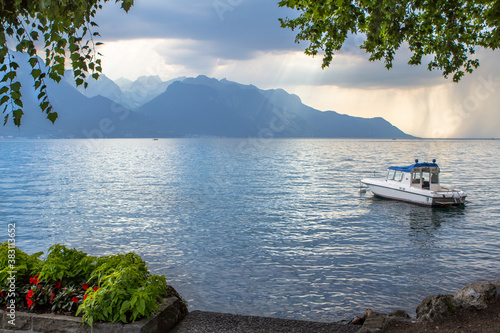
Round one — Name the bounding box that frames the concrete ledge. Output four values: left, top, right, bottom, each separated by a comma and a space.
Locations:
1, 296, 187, 333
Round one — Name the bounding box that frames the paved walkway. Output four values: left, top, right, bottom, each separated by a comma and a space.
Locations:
170, 311, 359, 333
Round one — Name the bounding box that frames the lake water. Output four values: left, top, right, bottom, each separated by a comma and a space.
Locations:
1, 138, 499, 322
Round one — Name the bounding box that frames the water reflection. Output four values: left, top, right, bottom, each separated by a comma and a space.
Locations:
1, 138, 499, 322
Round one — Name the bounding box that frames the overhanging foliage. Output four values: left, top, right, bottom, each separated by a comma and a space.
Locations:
279, 0, 500, 82
0, 0, 133, 126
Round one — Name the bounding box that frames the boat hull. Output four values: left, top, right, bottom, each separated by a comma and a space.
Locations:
361, 179, 466, 206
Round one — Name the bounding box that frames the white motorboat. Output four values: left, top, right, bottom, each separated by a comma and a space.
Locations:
360, 159, 467, 206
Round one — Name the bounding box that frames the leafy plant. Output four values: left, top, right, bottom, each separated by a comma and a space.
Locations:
77, 253, 167, 325
0, 0, 134, 126
279, 0, 500, 82
0, 242, 42, 291
37, 243, 98, 286
0, 243, 172, 326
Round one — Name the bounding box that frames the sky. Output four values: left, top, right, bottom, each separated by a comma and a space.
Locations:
92, 0, 500, 138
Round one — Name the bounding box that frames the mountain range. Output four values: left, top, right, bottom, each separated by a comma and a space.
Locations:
1, 55, 413, 139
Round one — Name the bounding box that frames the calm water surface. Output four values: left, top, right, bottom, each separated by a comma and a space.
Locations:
1, 138, 499, 322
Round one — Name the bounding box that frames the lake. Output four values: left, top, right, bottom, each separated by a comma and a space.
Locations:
1, 138, 499, 322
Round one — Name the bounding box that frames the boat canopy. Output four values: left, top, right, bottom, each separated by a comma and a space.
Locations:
388, 162, 439, 173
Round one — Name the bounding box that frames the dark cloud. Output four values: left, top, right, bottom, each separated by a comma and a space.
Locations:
94, 1, 448, 89
96, 0, 301, 60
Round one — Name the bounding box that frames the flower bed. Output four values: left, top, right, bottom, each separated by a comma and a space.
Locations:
0, 243, 187, 329
1, 296, 187, 332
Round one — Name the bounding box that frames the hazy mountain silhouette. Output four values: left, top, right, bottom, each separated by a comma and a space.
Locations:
1, 55, 413, 139
0, 53, 153, 138
63, 71, 185, 110
137, 75, 413, 138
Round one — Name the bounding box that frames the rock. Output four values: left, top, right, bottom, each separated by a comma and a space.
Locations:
363, 309, 374, 319
385, 309, 412, 327
492, 280, 500, 299
453, 281, 497, 310
359, 310, 387, 333
388, 309, 411, 319
416, 294, 455, 322
348, 309, 373, 326
348, 316, 364, 325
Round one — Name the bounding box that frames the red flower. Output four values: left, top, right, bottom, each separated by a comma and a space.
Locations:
84, 294, 87, 300
29, 274, 40, 285
0, 291, 4, 297
72, 296, 79, 303
93, 286, 99, 291
50, 291, 55, 303
55, 281, 61, 289
82, 283, 88, 290
26, 290, 34, 298
27, 298, 34, 307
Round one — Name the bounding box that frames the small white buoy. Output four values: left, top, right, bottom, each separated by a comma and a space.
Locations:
359, 181, 367, 194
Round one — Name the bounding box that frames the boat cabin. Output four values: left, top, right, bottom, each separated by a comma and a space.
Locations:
386, 159, 441, 191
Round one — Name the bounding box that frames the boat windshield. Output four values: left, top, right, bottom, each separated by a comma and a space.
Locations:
387, 170, 395, 180
411, 167, 440, 189
431, 172, 439, 184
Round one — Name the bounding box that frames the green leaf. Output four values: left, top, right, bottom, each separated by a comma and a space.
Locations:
30, 31, 39, 40
29, 57, 38, 68
10, 81, 21, 92
0, 95, 9, 106
138, 298, 145, 315
121, 0, 134, 12
9, 61, 19, 70
14, 99, 23, 108
40, 101, 50, 111
47, 112, 58, 124
13, 109, 24, 127
31, 69, 42, 79
2, 71, 16, 82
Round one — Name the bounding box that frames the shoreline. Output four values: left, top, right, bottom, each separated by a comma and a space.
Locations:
171, 279, 500, 333
1, 279, 497, 332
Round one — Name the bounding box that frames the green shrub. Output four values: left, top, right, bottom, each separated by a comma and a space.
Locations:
77, 253, 167, 325
0, 243, 172, 326
37, 244, 96, 284
0, 243, 43, 307
0, 242, 42, 288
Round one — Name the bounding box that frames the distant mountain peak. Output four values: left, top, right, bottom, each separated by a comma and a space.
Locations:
1, 61, 414, 139
136, 75, 413, 139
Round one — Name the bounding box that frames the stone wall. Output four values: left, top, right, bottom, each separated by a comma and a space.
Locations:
0, 296, 187, 333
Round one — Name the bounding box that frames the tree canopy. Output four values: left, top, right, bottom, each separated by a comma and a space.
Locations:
0, 0, 133, 126
278, 0, 500, 82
